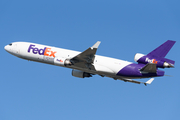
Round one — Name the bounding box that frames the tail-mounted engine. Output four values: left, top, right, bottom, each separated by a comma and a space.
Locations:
134, 53, 174, 68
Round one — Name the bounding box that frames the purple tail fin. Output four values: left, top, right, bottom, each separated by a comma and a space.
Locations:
147, 40, 176, 65
147, 40, 176, 58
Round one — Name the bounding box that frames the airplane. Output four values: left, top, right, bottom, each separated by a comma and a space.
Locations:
4, 40, 176, 85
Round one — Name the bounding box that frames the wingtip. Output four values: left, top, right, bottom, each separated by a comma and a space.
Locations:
145, 78, 155, 84
92, 41, 101, 49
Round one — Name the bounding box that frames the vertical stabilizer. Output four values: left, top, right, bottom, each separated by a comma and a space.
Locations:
147, 40, 176, 58
135, 40, 176, 68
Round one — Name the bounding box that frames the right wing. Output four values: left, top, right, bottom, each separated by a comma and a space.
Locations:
70, 41, 101, 69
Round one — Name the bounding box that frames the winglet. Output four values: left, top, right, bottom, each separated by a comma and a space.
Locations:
91, 41, 101, 49
144, 78, 154, 86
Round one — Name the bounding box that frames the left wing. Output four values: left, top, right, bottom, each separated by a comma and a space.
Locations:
118, 77, 155, 86
70, 41, 101, 69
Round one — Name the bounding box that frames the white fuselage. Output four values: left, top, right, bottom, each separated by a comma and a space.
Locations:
5, 42, 132, 79
6, 40, 173, 85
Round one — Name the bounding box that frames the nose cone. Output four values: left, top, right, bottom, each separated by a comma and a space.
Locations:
4, 44, 12, 53
4, 45, 9, 51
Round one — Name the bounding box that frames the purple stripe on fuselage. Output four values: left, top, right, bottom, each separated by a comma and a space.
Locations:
117, 63, 164, 77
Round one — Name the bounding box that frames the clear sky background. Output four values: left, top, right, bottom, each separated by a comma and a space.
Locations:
1, 0, 180, 120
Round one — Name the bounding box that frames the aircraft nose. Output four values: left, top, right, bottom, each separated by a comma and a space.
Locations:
4, 44, 11, 52
4, 45, 8, 51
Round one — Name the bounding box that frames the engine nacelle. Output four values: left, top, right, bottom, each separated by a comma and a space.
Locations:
134, 53, 145, 62
72, 69, 92, 78
134, 53, 174, 68
54, 57, 72, 66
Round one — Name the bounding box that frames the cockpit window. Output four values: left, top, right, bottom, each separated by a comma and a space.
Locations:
9, 43, 12, 46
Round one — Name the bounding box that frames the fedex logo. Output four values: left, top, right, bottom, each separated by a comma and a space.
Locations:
56, 59, 63, 62
145, 58, 158, 64
28, 44, 57, 57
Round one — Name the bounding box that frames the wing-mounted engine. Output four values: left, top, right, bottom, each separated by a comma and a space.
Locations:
134, 53, 174, 68
54, 56, 72, 66
72, 69, 92, 78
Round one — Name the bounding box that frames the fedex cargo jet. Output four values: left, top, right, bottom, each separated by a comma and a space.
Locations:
4, 40, 175, 85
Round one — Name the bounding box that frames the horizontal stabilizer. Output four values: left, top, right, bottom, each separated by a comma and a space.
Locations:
140, 63, 157, 73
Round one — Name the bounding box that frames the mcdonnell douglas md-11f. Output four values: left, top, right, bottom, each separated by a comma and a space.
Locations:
4, 40, 176, 85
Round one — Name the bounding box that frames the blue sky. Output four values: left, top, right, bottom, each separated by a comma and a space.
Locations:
1, 0, 180, 120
